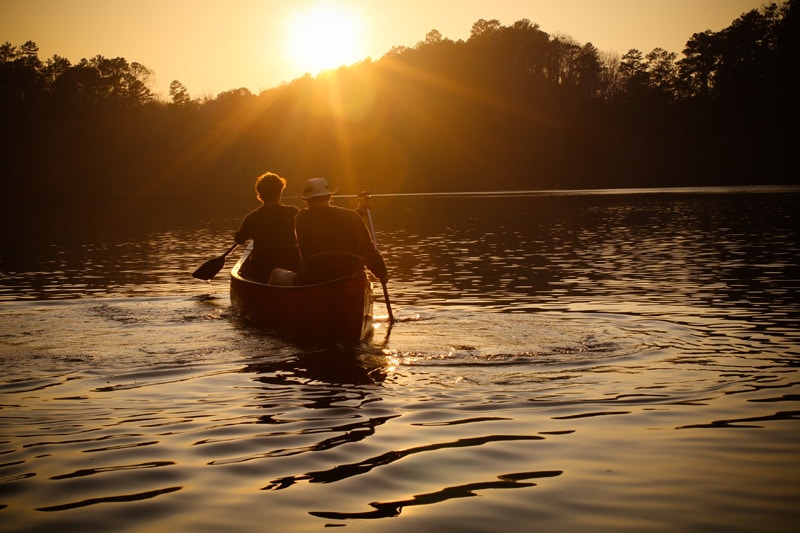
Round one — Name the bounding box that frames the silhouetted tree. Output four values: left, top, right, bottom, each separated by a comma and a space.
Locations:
470, 19, 502, 38
169, 80, 191, 106
645, 48, 678, 94
617, 49, 648, 98
598, 50, 622, 99
676, 31, 717, 99
506, 19, 550, 80
547, 36, 582, 87
419, 29, 443, 47
0, 40, 44, 102
575, 43, 603, 96
676, 2, 793, 102
42, 54, 71, 86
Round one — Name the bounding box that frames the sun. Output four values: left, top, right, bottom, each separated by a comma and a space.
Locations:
285, 3, 366, 75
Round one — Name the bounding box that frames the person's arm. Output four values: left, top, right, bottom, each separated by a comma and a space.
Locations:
351, 213, 388, 282
234, 213, 253, 245
366, 248, 388, 283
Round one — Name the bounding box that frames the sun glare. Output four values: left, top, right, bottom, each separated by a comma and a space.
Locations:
285, 4, 366, 75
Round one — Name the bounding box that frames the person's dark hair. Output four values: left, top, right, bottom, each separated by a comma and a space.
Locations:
255, 172, 286, 203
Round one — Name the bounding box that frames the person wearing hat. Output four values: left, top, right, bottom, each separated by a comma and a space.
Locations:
292, 177, 388, 285
233, 171, 300, 282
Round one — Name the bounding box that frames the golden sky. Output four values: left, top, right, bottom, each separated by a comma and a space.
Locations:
1, 0, 771, 99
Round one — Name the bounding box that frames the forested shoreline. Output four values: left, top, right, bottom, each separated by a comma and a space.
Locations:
1, 2, 797, 225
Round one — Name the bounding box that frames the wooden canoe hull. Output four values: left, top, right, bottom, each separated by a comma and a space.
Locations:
229, 246, 373, 343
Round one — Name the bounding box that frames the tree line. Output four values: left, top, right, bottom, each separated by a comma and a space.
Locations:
1, 1, 796, 226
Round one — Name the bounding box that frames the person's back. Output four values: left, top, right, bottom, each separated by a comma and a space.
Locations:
237, 203, 299, 271
234, 172, 300, 282
294, 178, 387, 285
295, 205, 370, 256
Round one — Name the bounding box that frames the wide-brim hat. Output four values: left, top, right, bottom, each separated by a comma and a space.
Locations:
300, 178, 338, 199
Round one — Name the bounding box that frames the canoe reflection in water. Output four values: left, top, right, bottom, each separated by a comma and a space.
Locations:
242, 347, 390, 387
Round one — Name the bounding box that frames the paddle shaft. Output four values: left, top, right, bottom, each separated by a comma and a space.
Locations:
220, 243, 237, 258
363, 203, 395, 323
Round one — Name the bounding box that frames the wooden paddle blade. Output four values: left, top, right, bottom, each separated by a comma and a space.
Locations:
192, 244, 238, 281
192, 255, 226, 280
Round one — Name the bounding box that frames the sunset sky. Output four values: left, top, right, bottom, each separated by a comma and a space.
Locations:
2, 0, 772, 99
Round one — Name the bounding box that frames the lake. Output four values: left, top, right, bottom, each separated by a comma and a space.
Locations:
1, 187, 798, 532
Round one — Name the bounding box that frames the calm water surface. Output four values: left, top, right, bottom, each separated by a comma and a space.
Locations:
1, 188, 799, 532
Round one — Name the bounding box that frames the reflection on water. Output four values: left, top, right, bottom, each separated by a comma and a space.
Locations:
385, 191, 799, 322
1, 188, 799, 531
309, 470, 564, 520
0, 224, 228, 301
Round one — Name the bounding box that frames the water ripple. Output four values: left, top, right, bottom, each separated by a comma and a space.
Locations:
35, 486, 182, 512
263, 434, 545, 490
310, 470, 563, 520
1, 190, 797, 531
50, 461, 175, 480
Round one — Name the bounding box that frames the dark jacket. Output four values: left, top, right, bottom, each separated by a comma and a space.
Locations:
295, 205, 387, 284
234, 204, 300, 281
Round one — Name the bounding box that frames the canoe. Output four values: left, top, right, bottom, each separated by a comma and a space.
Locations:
230, 243, 374, 343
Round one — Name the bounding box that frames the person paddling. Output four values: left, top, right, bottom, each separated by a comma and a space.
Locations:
289, 178, 388, 286
233, 171, 300, 282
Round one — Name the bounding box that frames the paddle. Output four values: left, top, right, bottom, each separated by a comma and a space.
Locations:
359, 192, 395, 324
192, 244, 237, 280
